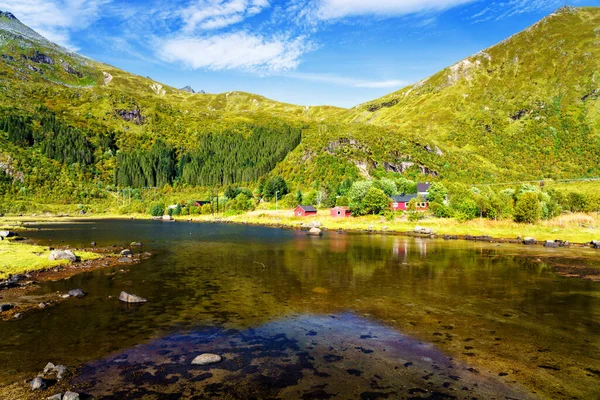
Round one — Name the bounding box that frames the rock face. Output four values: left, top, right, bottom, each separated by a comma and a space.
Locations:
116, 109, 144, 124
48, 250, 77, 261
30, 377, 46, 390
67, 289, 86, 298
191, 353, 222, 365
307, 227, 323, 236
119, 291, 147, 303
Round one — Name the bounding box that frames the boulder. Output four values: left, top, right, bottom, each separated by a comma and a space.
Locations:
308, 221, 321, 228
0, 303, 14, 312
47, 394, 62, 400
120, 249, 133, 256
0, 230, 17, 238
67, 289, 86, 298
591, 240, 600, 249
191, 353, 222, 366
522, 237, 536, 245
54, 365, 68, 380
63, 392, 79, 400
48, 250, 77, 262
31, 377, 46, 391
307, 227, 323, 236
118, 257, 133, 263
544, 240, 559, 248
130, 242, 143, 247
119, 291, 147, 303
414, 226, 424, 233
162, 215, 173, 221
91, 241, 97, 247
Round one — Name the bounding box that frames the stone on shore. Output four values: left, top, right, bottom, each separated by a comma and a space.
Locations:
162, 215, 173, 221
67, 289, 86, 298
0, 230, 17, 238
120, 249, 133, 256
47, 394, 62, 400
544, 240, 559, 248
130, 242, 143, 246
191, 353, 222, 365
308, 227, 323, 236
0, 303, 14, 312
48, 250, 77, 262
119, 291, 147, 303
31, 377, 46, 391
522, 237, 536, 245
118, 257, 133, 263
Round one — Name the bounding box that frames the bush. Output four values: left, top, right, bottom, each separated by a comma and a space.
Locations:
429, 201, 453, 218
149, 204, 164, 217
280, 193, 298, 209
362, 187, 390, 215
513, 192, 542, 223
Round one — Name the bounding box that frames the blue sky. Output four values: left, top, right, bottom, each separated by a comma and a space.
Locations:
3, 0, 600, 107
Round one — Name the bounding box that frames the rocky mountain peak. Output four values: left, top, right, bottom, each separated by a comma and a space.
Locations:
0, 11, 17, 20
180, 86, 195, 93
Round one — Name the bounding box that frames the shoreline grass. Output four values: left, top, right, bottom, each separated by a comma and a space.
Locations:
0, 239, 101, 280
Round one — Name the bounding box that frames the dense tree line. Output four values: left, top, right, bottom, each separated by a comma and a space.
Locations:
115, 141, 176, 188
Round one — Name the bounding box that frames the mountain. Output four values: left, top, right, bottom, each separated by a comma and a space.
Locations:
0, 7, 598, 207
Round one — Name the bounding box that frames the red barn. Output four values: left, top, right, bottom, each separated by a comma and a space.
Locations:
330, 206, 351, 218
294, 205, 318, 217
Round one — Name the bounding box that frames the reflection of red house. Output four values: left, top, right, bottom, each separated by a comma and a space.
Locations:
390, 194, 429, 211
330, 206, 351, 218
294, 205, 317, 217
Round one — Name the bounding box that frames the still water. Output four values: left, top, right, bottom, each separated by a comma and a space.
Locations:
0, 220, 599, 399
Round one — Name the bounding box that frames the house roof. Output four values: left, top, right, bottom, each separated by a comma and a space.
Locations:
331, 206, 349, 210
297, 205, 317, 212
391, 194, 417, 203
417, 183, 431, 192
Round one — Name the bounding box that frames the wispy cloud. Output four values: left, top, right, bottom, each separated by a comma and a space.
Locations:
0, 0, 111, 50
470, 0, 564, 23
181, 0, 270, 32
159, 32, 313, 71
286, 72, 407, 88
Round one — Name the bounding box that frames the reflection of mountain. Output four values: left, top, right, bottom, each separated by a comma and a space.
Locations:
73, 313, 528, 399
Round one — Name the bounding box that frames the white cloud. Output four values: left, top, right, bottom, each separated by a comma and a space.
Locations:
471, 0, 564, 23
182, 0, 270, 32
159, 32, 311, 71
0, 0, 111, 49
312, 0, 476, 20
286, 72, 406, 88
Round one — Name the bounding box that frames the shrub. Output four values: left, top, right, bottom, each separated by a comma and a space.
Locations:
362, 187, 390, 215
149, 204, 164, 217
429, 201, 453, 218
513, 192, 542, 223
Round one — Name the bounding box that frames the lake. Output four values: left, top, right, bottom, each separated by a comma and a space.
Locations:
1, 220, 599, 399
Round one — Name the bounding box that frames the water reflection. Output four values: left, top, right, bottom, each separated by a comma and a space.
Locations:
0, 220, 597, 399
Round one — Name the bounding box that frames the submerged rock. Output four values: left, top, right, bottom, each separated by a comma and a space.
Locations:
30, 377, 46, 391
191, 353, 222, 366
48, 250, 77, 261
63, 391, 79, 400
119, 291, 147, 303
67, 289, 86, 298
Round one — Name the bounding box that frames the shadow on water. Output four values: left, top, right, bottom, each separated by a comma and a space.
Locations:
0, 220, 599, 398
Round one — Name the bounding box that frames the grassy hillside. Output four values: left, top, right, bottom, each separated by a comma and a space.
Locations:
0, 7, 598, 211
346, 6, 600, 182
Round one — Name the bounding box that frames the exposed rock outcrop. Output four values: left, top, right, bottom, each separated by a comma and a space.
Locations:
116, 109, 144, 124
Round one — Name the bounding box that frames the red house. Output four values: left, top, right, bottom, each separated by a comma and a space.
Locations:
390, 194, 429, 211
294, 205, 317, 217
330, 206, 351, 218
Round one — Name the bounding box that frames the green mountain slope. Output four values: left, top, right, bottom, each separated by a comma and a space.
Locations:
0, 7, 598, 207
346, 6, 600, 182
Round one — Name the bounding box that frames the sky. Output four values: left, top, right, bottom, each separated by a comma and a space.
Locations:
2, 0, 600, 107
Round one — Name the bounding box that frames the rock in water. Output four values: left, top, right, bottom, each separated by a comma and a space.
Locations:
48, 250, 77, 261
522, 237, 536, 245
118, 257, 133, 263
120, 249, 133, 256
47, 394, 62, 400
119, 291, 147, 303
191, 353, 222, 365
30, 377, 46, 391
0, 303, 14, 312
67, 289, 86, 298
308, 227, 323, 236
130, 242, 143, 246
63, 392, 79, 400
